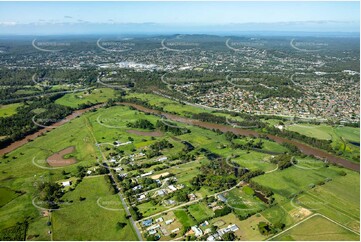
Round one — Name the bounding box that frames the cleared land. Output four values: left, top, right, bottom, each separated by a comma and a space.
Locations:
286, 124, 359, 162
55, 88, 115, 108
52, 176, 137, 240
46, 146, 77, 167
271, 214, 359, 241
0, 101, 359, 241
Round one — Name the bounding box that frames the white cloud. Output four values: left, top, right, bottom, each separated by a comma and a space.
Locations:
0, 21, 17, 26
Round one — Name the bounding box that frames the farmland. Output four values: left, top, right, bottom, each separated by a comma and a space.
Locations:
271, 214, 359, 241
52, 176, 137, 240
0, 101, 359, 241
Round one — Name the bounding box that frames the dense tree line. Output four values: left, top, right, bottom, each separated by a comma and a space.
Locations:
0, 95, 73, 149
156, 120, 190, 135
126, 119, 155, 130
266, 126, 334, 153
248, 181, 274, 197
0, 221, 28, 241
270, 154, 295, 170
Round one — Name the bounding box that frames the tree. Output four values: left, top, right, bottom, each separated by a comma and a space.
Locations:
37, 182, 63, 209
116, 222, 127, 230
222, 232, 236, 241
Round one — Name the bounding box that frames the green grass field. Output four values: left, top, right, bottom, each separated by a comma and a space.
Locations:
55, 88, 115, 108
0, 98, 359, 241
0, 187, 20, 207
0, 103, 23, 117
188, 202, 214, 223
286, 124, 360, 162
271, 214, 359, 241
52, 176, 137, 240
173, 209, 197, 231
252, 162, 350, 201
224, 187, 268, 217
0, 110, 99, 238
296, 171, 360, 232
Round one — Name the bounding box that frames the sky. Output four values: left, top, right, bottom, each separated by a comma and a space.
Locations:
0, 1, 359, 35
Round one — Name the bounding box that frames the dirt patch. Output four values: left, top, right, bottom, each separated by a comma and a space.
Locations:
126, 129, 163, 137
290, 207, 312, 221
46, 146, 77, 167
42, 210, 49, 217
151, 172, 170, 180
213, 219, 225, 227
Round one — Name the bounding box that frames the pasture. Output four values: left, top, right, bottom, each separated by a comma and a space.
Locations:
52, 176, 137, 240
0, 103, 22, 117
55, 88, 115, 108
271, 214, 359, 241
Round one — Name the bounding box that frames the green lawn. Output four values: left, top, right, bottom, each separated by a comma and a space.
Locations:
228, 150, 277, 172
0, 103, 23, 117
252, 162, 349, 201
174, 209, 197, 230
261, 204, 295, 228
188, 202, 214, 223
286, 124, 334, 140
0, 111, 98, 236
296, 171, 360, 231
137, 201, 168, 218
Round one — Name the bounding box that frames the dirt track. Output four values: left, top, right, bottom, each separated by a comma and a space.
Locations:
47, 146, 77, 167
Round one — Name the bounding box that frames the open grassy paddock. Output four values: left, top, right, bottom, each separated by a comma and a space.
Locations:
0, 103, 23, 117
286, 123, 360, 162
0, 95, 359, 241
271, 214, 360, 241
55, 88, 115, 108
52, 176, 137, 240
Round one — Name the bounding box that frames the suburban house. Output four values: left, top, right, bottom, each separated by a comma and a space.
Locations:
217, 224, 239, 236
155, 217, 163, 223
191, 226, 203, 237
217, 194, 227, 202
142, 219, 152, 227
157, 156, 168, 162
165, 219, 174, 225
61, 181, 72, 187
